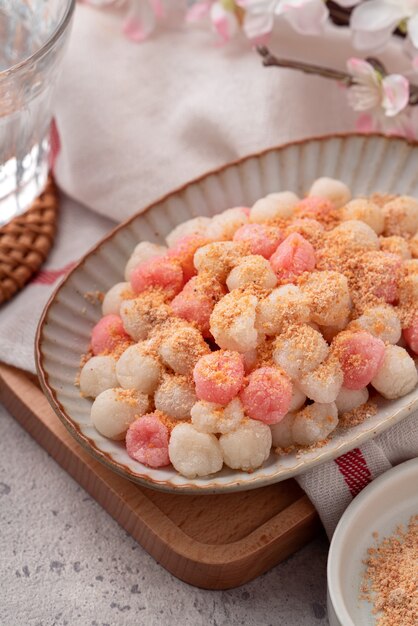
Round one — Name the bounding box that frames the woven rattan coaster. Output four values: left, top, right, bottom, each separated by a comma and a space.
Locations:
0, 177, 58, 305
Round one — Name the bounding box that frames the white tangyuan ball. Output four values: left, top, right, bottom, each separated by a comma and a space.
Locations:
399, 273, 418, 304
124, 242, 168, 281
166, 216, 211, 248
168, 423, 223, 478
219, 419, 272, 471
191, 397, 244, 435
193, 241, 242, 280
159, 324, 210, 375
341, 199, 384, 235
270, 413, 296, 448
154, 374, 197, 420
292, 402, 338, 446
308, 177, 351, 209
256, 285, 310, 335
206, 207, 248, 240
335, 387, 369, 415
371, 345, 418, 399
91, 388, 149, 440
300, 271, 351, 327
210, 291, 260, 353
79, 356, 118, 398
379, 236, 411, 260
273, 324, 329, 380
250, 191, 299, 223
331, 220, 380, 251
350, 305, 401, 345
102, 282, 131, 316
289, 385, 307, 412
116, 343, 161, 393
120, 297, 170, 342
120, 299, 149, 341
298, 357, 343, 404
226, 255, 277, 291
382, 196, 418, 236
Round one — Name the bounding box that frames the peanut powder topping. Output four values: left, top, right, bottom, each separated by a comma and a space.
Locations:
124, 289, 172, 326
153, 410, 178, 433
114, 388, 143, 407
379, 235, 411, 259
84, 290, 104, 305
285, 219, 325, 247
368, 193, 396, 207
361, 515, 418, 626
339, 400, 377, 428
210, 289, 259, 333
101, 340, 133, 360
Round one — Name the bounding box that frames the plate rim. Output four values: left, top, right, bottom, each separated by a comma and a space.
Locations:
35, 132, 418, 494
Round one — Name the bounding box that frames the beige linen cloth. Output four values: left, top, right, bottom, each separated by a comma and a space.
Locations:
0, 4, 416, 536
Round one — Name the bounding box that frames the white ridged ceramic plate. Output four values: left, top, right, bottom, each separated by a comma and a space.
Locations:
36, 134, 418, 494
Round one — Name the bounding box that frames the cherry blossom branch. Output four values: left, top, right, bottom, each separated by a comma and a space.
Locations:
256, 45, 353, 85
256, 45, 418, 106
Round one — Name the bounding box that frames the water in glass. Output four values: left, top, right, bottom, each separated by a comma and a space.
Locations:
0, 0, 74, 225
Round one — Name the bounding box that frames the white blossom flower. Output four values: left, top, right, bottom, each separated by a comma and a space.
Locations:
238, 0, 329, 40
123, 0, 166, 41
342, 0, 418, 52
347, 57, 413, 137
347, 58, 410, 117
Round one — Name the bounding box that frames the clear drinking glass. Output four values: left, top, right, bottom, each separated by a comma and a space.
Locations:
0, 0, 75, 225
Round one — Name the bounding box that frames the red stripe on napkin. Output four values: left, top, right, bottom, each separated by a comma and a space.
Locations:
334, 448, 371, 497
31, 262, 76, 285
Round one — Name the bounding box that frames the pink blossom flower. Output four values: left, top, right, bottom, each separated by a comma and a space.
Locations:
79, 0, 166, 42
186, 1, 240, 43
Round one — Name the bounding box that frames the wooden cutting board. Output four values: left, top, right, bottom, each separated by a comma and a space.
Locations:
0, 363, 321, 590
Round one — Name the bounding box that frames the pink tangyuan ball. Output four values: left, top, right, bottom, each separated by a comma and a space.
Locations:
126, 413, 170, 468
240, 366, 292, 425
270, 232, 316, 282
334, 330, 385, 390
91, 314, 130, 355
167, 234, 210, 283
233, 223, 283, 259
130, 256, 184, 296
171, 274, 226, 337
193, 350, 245, 405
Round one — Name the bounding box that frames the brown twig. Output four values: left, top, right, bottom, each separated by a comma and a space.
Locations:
256, 46, 418, 106
257, 45, 353, 85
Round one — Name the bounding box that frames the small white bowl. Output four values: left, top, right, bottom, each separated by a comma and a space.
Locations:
327, 458, 418, 626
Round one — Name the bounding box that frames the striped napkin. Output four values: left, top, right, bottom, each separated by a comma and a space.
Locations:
296, 412, 418, 536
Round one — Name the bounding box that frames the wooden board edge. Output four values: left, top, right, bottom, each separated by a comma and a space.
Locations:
0, 363, 320, 589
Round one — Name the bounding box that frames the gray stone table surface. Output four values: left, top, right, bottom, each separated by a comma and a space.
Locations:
1, 403, 330, 626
